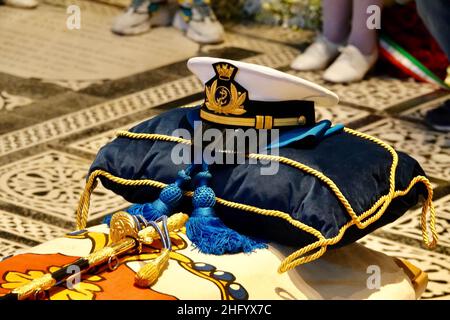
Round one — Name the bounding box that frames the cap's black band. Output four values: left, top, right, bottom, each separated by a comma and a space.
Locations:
239, 99, 315, 118
201, 99, 315, 129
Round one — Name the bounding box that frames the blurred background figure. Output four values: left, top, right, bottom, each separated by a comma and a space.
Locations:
291, 0, 383, 83
415, 0, 450, 132
111, 0, 224, 44
111, 0, 174, 35
0, 0, 38, 8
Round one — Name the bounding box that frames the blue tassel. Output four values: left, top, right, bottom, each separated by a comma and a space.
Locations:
103, 214, 112, 225
186, 167, 267, 254
103, 166, 192, 226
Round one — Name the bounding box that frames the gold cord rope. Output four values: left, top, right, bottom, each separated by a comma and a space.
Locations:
75, 128, 437, 273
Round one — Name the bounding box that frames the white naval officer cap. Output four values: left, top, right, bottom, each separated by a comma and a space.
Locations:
187, 57, 339, 130
188, 57, 339, 107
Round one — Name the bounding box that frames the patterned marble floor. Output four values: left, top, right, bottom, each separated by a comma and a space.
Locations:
0, 0, 449, 300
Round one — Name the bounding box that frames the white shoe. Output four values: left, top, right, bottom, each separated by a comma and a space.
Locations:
3, 0, 38, 8
111, 0, 173, 36
290, 36, 341, 71
323, 45, 378, 83
173, 1, 224, 44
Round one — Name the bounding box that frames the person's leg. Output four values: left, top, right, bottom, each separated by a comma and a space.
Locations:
173, 0, 224, 44
416, 0, 450, 132
291, 0, 351, 71
323, 0, 352, 44
416, 0, 450, 59
348, 0, 383, 55
424, 99, 450, 132
322, 0, 381, 83
111, 0, 173, 36
416, 0, 450, 86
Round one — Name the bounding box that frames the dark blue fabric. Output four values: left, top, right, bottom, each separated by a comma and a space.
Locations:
90, 107, 426, 249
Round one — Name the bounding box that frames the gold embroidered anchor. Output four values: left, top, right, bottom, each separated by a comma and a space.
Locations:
205, 64, 247, 116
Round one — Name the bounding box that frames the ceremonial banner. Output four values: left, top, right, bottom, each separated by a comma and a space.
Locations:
0, 225, 426, 300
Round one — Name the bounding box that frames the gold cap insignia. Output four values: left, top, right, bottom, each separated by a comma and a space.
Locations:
205, 62, 247, 116
215, 63, 235, 81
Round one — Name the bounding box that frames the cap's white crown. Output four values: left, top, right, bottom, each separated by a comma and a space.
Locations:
187, 57, 339, 107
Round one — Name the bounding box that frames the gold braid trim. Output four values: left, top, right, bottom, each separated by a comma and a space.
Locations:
75, 129, 437, 273
76, 170, 323, 241
76, 170, 167, 230
278, 175, 437, 272
115, 129, 431, 231
116, 131, 190, 145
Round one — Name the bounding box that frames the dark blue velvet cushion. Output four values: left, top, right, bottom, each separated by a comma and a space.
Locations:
90, 107, 426, 249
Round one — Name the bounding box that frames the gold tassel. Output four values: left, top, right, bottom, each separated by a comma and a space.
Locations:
135, 249, 170, 288
134, 213, 188, 287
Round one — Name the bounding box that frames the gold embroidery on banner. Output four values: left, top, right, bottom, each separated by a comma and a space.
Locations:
2, 268, 103, 300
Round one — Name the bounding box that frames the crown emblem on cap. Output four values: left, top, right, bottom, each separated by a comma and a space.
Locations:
205, 62, 247, 116
215, 64, 235, 81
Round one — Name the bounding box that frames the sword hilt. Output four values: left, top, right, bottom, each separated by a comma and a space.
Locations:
0, 212, 188, 300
